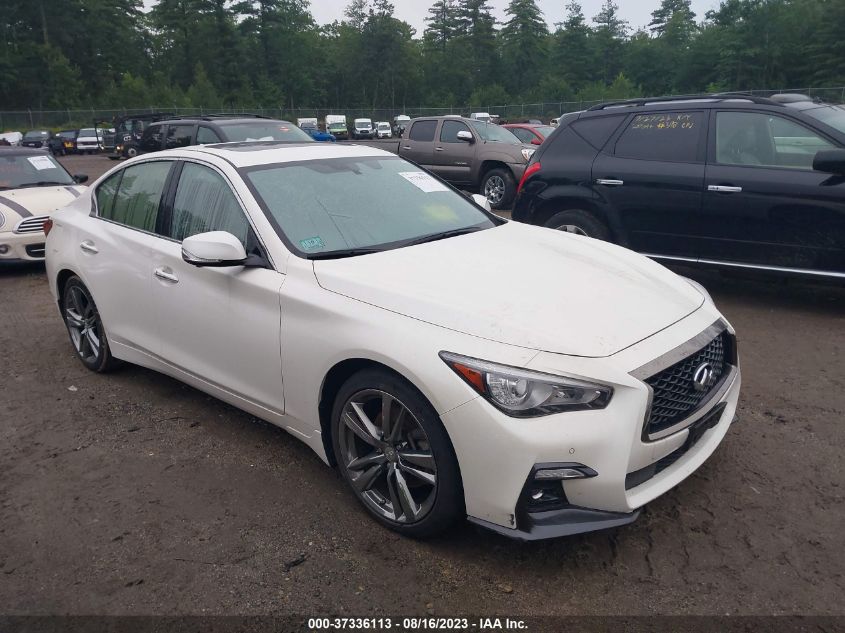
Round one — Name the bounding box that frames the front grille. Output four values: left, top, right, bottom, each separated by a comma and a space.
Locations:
14, 215, 49, 234
644, 331, 731, 436
25, 243, 45, 257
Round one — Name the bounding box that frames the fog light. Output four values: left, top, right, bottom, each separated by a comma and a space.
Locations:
0, 244, 9, 254
534, 465, 597, 481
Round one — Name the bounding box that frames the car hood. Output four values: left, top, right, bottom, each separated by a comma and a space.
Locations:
313, 222, 704, 358
0, 185, 86, 226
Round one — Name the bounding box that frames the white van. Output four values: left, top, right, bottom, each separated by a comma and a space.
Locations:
353, 118, 374, 140
470, 112, 492, 123
375, 122, 392, 139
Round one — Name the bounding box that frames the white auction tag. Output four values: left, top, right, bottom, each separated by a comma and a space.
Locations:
399, 171, 448, 193
27, 156, 55, 170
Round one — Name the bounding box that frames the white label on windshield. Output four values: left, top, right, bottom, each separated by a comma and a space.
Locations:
245, 136, 274, 142
27, 156, 55, 170
399, 171, 448, 193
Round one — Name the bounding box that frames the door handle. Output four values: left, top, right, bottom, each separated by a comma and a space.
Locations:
708, 185, 743, 193
595, 179, 624, 186
79, 240, 98, 254
435, 147, 444, 151
154, 267, 179, 284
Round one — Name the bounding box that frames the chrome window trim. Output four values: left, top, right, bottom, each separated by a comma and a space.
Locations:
643, 253, 845, 279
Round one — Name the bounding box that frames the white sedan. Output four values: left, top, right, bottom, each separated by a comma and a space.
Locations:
0, 148, 87, 263
45, 142, 740, 540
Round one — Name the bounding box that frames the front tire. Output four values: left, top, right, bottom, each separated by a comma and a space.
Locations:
62, 276, 121, 373
544, 209, 610, 240
125, 146, 138, 159
481, 168, 516, 210
331, 369, 464, 538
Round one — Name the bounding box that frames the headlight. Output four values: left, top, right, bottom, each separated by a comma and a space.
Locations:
440, 352, 612, 418
521, 148, 535, 162
0, 210, 5, 230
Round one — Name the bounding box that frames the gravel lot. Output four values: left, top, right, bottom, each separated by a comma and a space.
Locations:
0, 153, 843, 617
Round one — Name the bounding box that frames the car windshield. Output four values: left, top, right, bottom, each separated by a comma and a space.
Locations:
79, 128, 97, 136
59, 131, 76, 139
0, 153, 74, 189
24, 131, 48, 139
219, 122, 312, 143
356, 121, 371, 127
245, 156, 495, 257
378, 123, 390, 130
328, 123, 345, 130
805, 105, 845, 134
468, 120, 521, 144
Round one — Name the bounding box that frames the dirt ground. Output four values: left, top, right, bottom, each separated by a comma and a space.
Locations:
0, 154, 843, 617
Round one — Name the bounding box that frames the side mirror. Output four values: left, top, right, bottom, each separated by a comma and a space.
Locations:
73, 174, 88, 184
471, 193, 492, 212
181, 231, 247, 267
813, 149, 845, 175
531, 138, 542, 146
456, 130, 474, 143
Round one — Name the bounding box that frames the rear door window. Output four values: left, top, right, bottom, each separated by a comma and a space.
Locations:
103, 161, 172, 232
614, 112, 704, 162
409, 120, 437, 142
165, 125, 196, 149
139, 126, 164, 153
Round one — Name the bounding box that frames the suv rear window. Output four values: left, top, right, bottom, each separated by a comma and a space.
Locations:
614, 112, 704, 162
409, 121, 436, 142
571, 115, 626, 150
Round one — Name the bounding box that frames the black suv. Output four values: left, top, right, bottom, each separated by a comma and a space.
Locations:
513, 94, 845, 279
135, 114, 313, 155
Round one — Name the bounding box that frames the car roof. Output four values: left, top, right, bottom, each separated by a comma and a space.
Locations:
150, 118, 293, 127
176, 140, 397, 168
0, 146, 50, 156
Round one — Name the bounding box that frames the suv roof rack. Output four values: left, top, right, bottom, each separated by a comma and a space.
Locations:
160, 113, 271, 122
587, 93, 781, 111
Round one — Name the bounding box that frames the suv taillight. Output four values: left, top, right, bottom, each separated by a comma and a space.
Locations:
43, 218, 53, 236
518, 161, 541, 194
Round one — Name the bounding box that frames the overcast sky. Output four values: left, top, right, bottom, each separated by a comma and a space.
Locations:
141, 1, 722, 34
310, 1, 721, 33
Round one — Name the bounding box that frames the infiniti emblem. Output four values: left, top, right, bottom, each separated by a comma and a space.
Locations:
692, 362, 715, 392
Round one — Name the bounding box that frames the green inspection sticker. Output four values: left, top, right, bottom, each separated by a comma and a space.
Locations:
299, 236, 326, 251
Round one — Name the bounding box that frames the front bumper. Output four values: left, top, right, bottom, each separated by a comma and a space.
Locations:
441, 311, 741, 539
0, 230, 47, 262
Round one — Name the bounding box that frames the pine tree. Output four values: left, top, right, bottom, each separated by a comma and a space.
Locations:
591, 0, 628, 84
425, 0, 459, 51
552, 2, 592, 88
500, 0, 548, 96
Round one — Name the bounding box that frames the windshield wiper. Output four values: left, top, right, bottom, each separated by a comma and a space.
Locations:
402, 226, 485, 247
308, 247, 384, 260
17, 181, 71, 188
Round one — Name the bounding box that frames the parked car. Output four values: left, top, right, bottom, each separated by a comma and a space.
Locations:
75, 128, 102, 154
49, 130, 78, 155
393, 114, 410, 137
326, 115, 349, 140
46, 141, 740, 540
503, 123, 556, 146
352, 118, 374, 140
0, 131, 23, 146
301, 124, 337, 143
0, 148, 87, 263
513, 93, 845, 278
398, 116, 535, 209
135, 115, 313, 155
104, 113, 175, 159
375, 121, 392, 139
470, 112, 492, 122
21, 130, 51, 149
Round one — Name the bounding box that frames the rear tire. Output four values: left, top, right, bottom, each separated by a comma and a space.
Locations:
544, 209, 610, 240
61, 276, 121, 373
480, 168, 516, 210
331, 369, 464, 538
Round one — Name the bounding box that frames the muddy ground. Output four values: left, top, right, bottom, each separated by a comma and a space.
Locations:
0, 153, 843, 617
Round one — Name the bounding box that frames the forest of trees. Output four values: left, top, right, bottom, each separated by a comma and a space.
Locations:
1, 0, 844, 114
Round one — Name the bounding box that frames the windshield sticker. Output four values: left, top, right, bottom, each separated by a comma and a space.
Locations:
27, 156, 55, 171
399, 171, 449, 193
299, 236, 326, 251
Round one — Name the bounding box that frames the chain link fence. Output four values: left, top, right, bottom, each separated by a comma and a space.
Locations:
3, 87, 844, 131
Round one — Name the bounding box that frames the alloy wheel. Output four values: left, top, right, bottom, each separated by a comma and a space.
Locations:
65, 285, 101, 364
338, 389, 437, 524
484, 175, 506, 205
